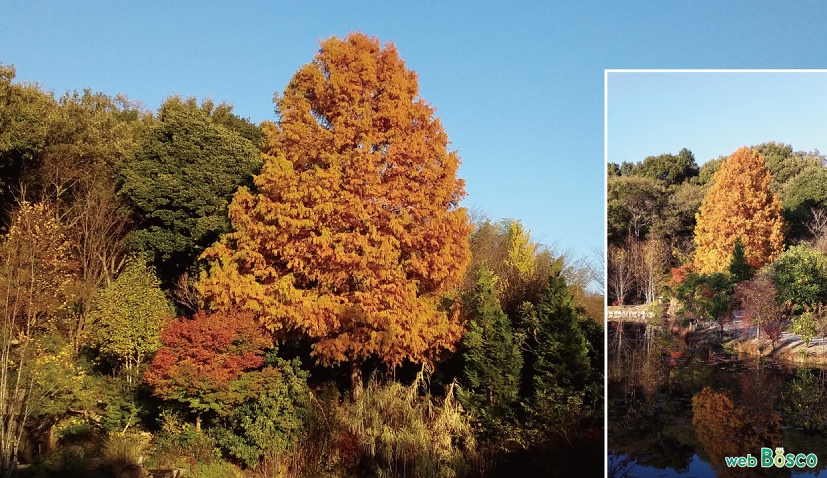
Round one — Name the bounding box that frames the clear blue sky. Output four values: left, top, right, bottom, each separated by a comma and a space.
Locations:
608, 71, 827, 166
3, 1, 827, 269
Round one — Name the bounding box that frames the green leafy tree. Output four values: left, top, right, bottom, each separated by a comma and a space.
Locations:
771, 244, 827, 313
754, 142, 823, 199
695, 156, 726, 186
784, 167, 827, 240
0, 64, 58, 216
607, 175, 664, 243
459, 265, 522, 436
652, 181, 705, 248
792, 311, 818, 347
675, 272, 735, 332
632, 148, 699, 186
119, 96, 262, 287
89, 257, 173, 383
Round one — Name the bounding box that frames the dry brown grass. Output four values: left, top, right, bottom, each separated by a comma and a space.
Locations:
339, 367, 477, 478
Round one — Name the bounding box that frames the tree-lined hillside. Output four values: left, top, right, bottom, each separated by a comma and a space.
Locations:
0, 32, 603, 478
608, 143, 827, 307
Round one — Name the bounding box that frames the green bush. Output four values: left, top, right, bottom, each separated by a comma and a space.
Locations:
210, 357, 311, 468
149, 419, 221, 470
772, 245, 827, 312
190, 460, 242, 478
675, 271, 735, 330
793, 311, 818, 346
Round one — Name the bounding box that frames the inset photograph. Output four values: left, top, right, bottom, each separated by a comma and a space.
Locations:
607, 70, 827, 477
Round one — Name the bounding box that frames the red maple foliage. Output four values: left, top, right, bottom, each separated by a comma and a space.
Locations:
144, 308, 273, 416
670, 263, 695, 287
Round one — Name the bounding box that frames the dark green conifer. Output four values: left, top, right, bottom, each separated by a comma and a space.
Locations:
729, 236, 752, 282
523, 264, 591, 437
460, 264, 522, 431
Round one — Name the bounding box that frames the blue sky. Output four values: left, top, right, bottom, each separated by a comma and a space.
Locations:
608, 71, 827, 166
3, 1, 827, 270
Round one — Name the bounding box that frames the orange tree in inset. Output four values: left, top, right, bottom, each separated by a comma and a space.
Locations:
694, 147, 785, 274
198, 33, 472, 396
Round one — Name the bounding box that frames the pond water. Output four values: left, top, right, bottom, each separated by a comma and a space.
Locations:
608, 322, 827, 478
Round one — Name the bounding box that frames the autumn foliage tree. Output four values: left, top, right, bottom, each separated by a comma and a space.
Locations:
734, 273, 790, 346
199, 33, 472, 397
462, 219, 558, 318
0, 202, 76, 477
694, 147, 785, 274
143, 308, 273, 431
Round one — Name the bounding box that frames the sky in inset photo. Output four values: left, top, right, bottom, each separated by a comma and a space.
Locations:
607, 70, 827, 166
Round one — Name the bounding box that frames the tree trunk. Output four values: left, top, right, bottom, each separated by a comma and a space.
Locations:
350, 361, 363, 400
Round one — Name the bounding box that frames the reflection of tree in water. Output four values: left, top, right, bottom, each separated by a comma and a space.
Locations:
779, 368, 827, 431
778, 368, 827, 472
609, 323, 697, 473
610, 322, 827, 477
609, 323, 667, 396
692, 386, 781, 478
738, 360, 784, 420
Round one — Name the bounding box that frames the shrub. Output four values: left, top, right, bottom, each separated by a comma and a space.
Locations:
190, 460, 242, 478
209, 356, 311, 468
149, 420, 220, 470
792, 311, 818, 347
675, 272, 735, 331
101, 432, 150, 475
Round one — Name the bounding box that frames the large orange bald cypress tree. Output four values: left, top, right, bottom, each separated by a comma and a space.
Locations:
198, 33, 472, 395
694, 147, 785, 274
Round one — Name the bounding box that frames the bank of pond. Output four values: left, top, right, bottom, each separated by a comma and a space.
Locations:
609, 321, 827, 478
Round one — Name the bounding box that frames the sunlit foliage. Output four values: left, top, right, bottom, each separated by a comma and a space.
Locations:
144, 309, 272, 425
89, 257, 173, 383
694, 147, 785, 273
199, 33, 472, 394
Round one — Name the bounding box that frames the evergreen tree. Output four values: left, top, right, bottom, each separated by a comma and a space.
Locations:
522, 265, 591, 438
119, 96, 261, 287
460, 264, 522, 433
728, 236, 752, 282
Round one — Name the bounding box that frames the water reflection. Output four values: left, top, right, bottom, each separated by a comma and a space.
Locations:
609, 322, 827, 477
